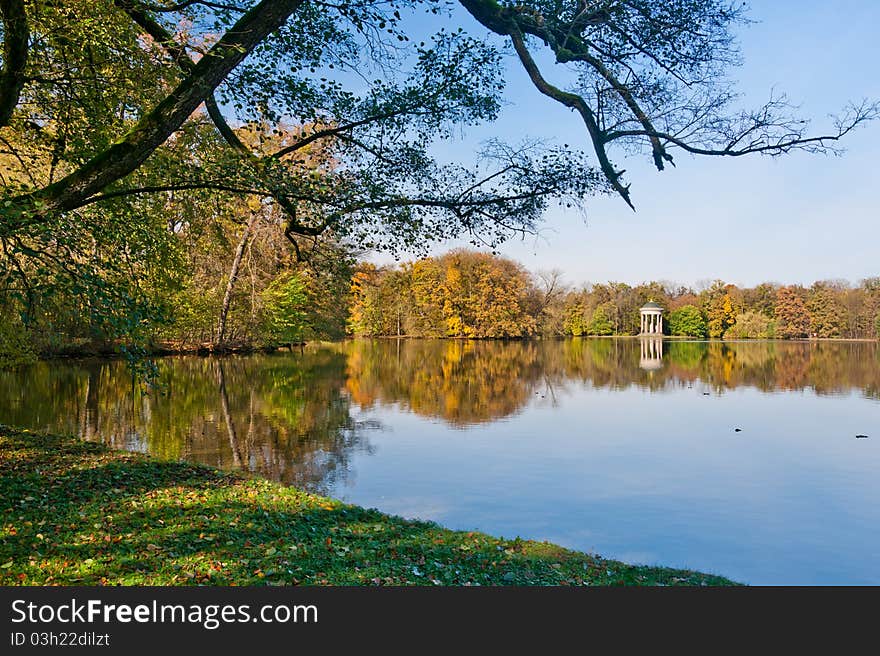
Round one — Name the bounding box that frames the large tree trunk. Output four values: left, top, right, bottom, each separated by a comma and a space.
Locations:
0, 0, 28, 128
217, 218, 256, 346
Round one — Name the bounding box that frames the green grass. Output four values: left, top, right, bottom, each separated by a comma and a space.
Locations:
0, 426, 739, 586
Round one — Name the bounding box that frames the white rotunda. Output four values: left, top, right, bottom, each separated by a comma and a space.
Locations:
639, 301, 664, 335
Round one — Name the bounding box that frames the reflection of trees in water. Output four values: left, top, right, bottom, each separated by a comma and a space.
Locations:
335, 338, 880, 420
663, 340, 880, 398
0, 353, 375, 493
205, 354, 377, 492
342, 339, 545, 426
551, 339, 880, 399
0, 339, 878, 489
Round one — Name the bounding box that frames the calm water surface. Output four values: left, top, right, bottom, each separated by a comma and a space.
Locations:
1, 338, 878, 584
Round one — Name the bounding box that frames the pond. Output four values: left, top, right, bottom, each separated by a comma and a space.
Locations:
1, 338, 878, 585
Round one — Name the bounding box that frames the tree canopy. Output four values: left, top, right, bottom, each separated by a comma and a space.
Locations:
3, 1, 875, 224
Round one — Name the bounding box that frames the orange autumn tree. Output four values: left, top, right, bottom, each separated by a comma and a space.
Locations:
349, 250, 538, 338
775, 287, 811, 339
415, 251, 537, 338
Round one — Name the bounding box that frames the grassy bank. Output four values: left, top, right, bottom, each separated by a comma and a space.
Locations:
0, 427, 738, 586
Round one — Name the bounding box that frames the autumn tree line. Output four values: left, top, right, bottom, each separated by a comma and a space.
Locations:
349, 250, 880, 340
3, 239, 879, 369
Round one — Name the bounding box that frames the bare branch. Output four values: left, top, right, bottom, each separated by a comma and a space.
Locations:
458, 0, 877, 207
507, 28, 634, 209
606, 99, 880, 158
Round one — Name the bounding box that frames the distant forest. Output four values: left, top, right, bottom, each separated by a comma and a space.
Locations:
3, 246, 879, 368
349, 250, 880, 341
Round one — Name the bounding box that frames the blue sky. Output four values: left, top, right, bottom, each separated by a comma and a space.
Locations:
369, 1, 880, 289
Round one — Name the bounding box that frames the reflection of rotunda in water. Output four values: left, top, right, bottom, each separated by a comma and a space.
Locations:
639, 337, 664, 371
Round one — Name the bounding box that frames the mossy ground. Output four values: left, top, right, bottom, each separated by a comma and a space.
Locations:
0, 426, 738, 586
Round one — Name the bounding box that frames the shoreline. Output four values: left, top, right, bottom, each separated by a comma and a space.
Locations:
27, 334, 880, 363
0, 426, 739, 586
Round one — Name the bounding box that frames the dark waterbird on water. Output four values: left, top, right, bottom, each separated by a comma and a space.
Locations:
856, 434, 869, 439
734, 428, 742, 432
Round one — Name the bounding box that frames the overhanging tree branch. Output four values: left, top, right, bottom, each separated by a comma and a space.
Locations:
604, 100, 880, 157
508, 27, 634, 209
82, 182, 267, 206
133, 1, 245, 12
114, 1, 539, 248
9, 0, 304, 222
458, 0, 878, 208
